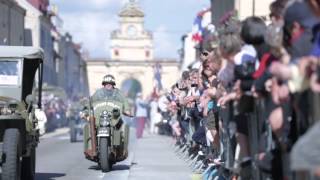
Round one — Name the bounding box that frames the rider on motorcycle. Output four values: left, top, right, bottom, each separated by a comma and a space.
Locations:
91, 74, 132, 117
83, 74, 133, 172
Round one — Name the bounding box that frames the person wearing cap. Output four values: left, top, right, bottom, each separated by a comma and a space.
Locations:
91, 74, 132, 116
288, 1, 320, 178
283, 0, 319, 60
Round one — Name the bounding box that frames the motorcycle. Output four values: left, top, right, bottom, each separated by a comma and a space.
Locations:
83, 99, 130, 172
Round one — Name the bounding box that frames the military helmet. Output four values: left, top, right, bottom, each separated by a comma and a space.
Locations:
102, 74, 116, 86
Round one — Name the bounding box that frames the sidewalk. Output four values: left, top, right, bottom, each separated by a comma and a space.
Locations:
129, 133, 192, 180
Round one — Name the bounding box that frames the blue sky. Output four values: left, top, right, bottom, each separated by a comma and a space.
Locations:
51, 0, 210, 59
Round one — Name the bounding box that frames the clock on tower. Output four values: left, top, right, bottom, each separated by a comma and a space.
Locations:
110, 0, 153, 61
127, 25, 138, 37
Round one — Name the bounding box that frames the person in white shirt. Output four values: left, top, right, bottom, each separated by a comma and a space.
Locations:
135, 92, 148, 138
149, 97, 162, 134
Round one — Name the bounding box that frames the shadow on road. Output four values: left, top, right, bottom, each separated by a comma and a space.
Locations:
35, 172, 66, 180
0, 173, 65, 180
88, 165, 101, 170
112, 164, 130, 171
70, 139, 84, 143
88, 164, 131, 171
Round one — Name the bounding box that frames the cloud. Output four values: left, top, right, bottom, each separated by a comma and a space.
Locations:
153, 25, 178, 58
51, 0, 207, 58
52, 0, 126, 57
60, 11, 118, 58
52, 0, 125, 11
91, 0, 127, 7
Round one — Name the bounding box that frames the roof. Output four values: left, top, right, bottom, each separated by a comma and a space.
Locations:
0, 46, 44, 59
16, 0, 42, 17
119, 2, 144, 17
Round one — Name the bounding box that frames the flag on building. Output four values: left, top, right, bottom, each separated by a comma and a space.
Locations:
153, 63, 163, 91
191, 8, 211, 44
150, 63, 163, 98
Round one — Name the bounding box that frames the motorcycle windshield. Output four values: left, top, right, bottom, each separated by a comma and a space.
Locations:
92, 100, 123, 127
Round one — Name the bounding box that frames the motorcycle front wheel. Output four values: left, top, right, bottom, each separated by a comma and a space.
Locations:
99, 137, 111, 172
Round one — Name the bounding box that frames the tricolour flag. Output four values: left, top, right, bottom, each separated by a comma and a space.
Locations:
191, 8, 211, 44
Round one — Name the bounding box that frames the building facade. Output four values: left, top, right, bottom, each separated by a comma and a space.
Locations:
40, 15, 56, 85
0, 0, 25, 46
16, 0, 89, 98
60, 34, 84, 97
180, 33, 197, 71
210, 0, 274, 25
87, 59, 179, 98
110, 1, 153, 61
16, 0, 56, 86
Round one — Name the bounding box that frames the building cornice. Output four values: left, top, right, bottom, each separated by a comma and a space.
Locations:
86, 59, 180, 67
110, 46, 153, 49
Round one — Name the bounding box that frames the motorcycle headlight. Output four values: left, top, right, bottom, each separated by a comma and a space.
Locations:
100, 110, 111, 127
101, 110, 109, 117
100, 117, 110, 127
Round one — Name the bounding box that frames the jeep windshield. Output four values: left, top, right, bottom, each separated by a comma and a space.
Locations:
0, 60, 21, 86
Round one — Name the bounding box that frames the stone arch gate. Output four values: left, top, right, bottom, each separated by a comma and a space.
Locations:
121, 78, 142, 99
85, 59, 181, 98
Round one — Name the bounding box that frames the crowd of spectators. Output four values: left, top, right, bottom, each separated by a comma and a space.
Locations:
43, 95, 67, 131
152, 0, 320, 179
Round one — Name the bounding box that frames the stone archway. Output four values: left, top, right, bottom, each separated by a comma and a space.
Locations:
120, 78, 142, 99
85, 60, 180, 99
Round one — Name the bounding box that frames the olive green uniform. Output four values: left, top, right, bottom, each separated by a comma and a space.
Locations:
91, 88, 130, 114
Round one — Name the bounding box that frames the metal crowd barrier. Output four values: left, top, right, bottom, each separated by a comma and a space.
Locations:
171, 89, 320, 180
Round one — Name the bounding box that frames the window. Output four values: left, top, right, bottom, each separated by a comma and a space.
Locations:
114, 50, 119, 56
0, 60, 21, 86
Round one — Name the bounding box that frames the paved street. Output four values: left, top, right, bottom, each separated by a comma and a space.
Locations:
129, 134, 191, 180
34, 128, 191, 180
36, 128, 136, 180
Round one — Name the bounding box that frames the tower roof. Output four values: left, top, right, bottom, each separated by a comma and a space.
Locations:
119, 1, 144, 17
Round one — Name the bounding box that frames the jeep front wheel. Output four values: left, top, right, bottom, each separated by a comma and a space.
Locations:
2, 128, 21, 180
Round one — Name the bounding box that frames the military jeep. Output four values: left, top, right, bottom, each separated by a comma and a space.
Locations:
0, 46, 44, 180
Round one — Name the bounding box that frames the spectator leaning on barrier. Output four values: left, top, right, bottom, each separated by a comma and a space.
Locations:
288, 0, 320, 178
175, 71, 190, 144
164, 0, 320, 179
184, 69, 202, 132
199, 52, 222, 157
167, 84, 181, 136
